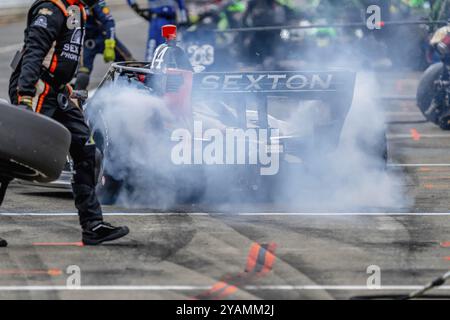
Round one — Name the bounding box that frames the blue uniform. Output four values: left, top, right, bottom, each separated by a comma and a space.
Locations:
86, 0, 116, 41
83, 0, 133, 71
127, 0, 186, 61
76, 0, 133, 89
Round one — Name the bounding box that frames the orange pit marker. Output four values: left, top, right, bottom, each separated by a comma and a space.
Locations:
422, 184, 450, 190
441, 242, 450, 248
214, 284, 238, 300
0, 268, 62, 276
245, 243, 261, 273
410, 128, 421, 141
209, 281, 228, 293
422, 176, 450, 180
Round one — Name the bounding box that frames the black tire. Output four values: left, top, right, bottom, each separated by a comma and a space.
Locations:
0, 101, 71, 182
438, 109, 450, 130
379, 129, 388, 171
370, 126, 388, 171
92, 128, 119, 205
417, 62, 444, 124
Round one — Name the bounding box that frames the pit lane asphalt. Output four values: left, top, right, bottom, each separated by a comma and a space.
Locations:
1, 7, 450, 300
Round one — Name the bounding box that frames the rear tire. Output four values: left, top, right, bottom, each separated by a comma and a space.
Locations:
438, 110, 450, 130
417, 62, 445, 124
0, 101, 71, 182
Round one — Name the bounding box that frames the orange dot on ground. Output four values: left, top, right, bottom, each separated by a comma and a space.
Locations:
32, 242, 84, 247
47, 269, 63, 276
410, 128, 421, 141
441, 242, 450, 248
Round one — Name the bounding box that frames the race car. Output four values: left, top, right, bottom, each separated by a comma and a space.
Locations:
82, 25, 360, 206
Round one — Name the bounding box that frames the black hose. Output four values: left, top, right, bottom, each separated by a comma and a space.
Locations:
403, 271, 450, 300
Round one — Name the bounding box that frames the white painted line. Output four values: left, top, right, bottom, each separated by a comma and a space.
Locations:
0, 212, 207, 217
387, 134, 450, 139
0, 285, 210, 291
380, 96, 415, 101
388, 164, 450, 168
385, 112, 423, 116
0, 285, 449, 292
246, 285, 450, 291
217, 212, 450, 216
0, 212, 449, 217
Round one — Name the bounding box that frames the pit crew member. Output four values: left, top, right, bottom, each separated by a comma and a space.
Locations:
127, 0, 187, 61
75, 0, 134, 90
8, 0, 130, 246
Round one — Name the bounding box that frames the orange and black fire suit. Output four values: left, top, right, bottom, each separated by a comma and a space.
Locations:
9, 0, 103, 226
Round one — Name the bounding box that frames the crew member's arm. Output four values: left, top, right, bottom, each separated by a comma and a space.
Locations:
94, 0, 115, 39
127, 0, 140, 14
126, 0, 152, 20
17, 3, 64, 108
93, 0, 116, 62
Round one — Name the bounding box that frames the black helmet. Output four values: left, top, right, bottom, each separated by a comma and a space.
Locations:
79, 0, 99, 8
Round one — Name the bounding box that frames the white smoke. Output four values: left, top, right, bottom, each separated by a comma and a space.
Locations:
87, 85, 185, 209
331, 72, 406, 210
272, 72, 411, 211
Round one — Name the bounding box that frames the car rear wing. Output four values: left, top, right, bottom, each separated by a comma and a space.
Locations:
192, 71, 355, 97
94, 65, 356, 152
192, 70, 356, 131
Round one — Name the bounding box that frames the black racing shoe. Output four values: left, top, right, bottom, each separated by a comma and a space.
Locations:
0, 237, 7, 247
82, 221, 129, 246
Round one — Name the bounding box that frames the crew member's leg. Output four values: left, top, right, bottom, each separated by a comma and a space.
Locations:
52, 101, 129, 244
53, 102, 102, 225
146, 20, 157, 61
